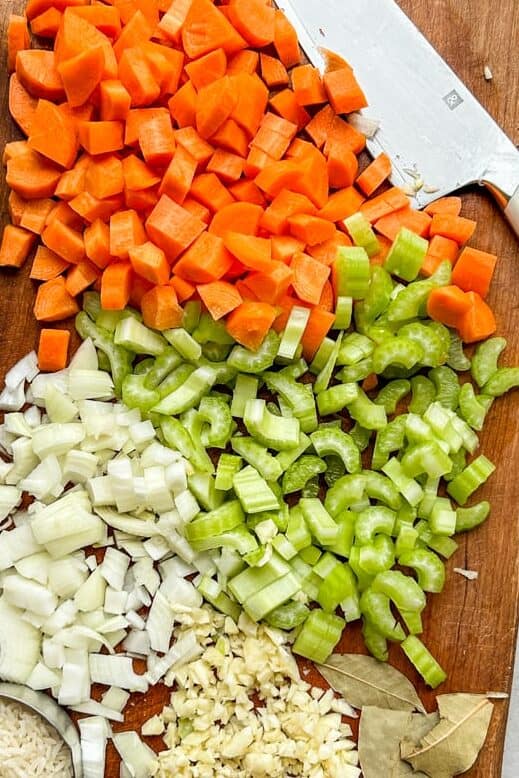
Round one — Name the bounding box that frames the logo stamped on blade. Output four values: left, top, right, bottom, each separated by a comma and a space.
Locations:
443, 89, 464, 110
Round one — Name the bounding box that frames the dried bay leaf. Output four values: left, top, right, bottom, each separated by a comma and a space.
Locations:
318, 653, 426, 712
359, 707, 412, 778
401, 693, 493, 777
393, 713, 440, 777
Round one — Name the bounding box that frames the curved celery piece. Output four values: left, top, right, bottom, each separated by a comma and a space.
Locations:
387, 279, 435, 323
443, 447, 466, 483
471, 337, 507, 388
363, 471, 402, 510
458, 382, 488, 431
280, 358, 308, 380
179, 409, 215, 473
372, 416, 406, 471
299, 498, 339, 545
447, 332, 471, 372
447, 455, 495, 505
276, 432, 312, 473
334, 246, 370, 299
192, 313, 234, 345
336, 358, 374, 384
231, 436, 283, 482
325, 511, 356, 558
325, 474, 366, 517
278, 306, 311, 362
482, 367, 519, 397
182, 300, 201, 333
244, 399, 300, 451
455, 500, 490, 532
75, 312, 133, 396
114, 317, 167, 356
164, 327, 202, 362
382, 458, 423, 507
355, 506, 396, 545
347, 389, 387, 430
152, 366, 216, 415
197, 576, 241, 622
197, 357, 236, 385
399, 322, 447, 368
317, 562, 359, 615
350, 423, 372, 452
324, 455, 346, 487
282, 455, 326, 495
97, 351, 111, 373
428, 366, 460, 410
355, 266, 394, 333
334, 296, 353, 330
97, 307, 142, 333
293, 609, 345, 663
122, 374, 160, 413
358, 535, 396, 575
311, 428, 361, 474
233, 466, 279, 514
348, 546, 375, 592
428, 260, 452, 287
314, 333, 343, 394
263, 372, 318, 433
384, 228, 428, 282
400, 609, 423, 635
372, 569, 426, 613
398, 548, 445, 593
134, 358, 154, 375
161, 415, 213, 474
337, 333, 375, 366
265, 601, 309, 630
215, 454, 242, 491
227, 330, 280, 374
375, 379, 411, 414
302, 477, 320, 498
401, 635, 446, 688
344, 212, 381, 257
362, 618, 388, 662
82, 291, 101, 321
360, 589, 405, 641
286, 505, 312, 551
409, 375, 436, 415
184, 500, 245, 543
400, 442, 453, 479
202, 341, 232, 362
366, 322, 398, 345
372, 336, 424, 375
198, 397, 233, 449
188, 473, 224, 512
309, 337, 335, 374
317, 383, 359, 417
157, 364, 195, 399
191, 525, 258, 555
143, 348, 182, 389
395, 525, 419, 557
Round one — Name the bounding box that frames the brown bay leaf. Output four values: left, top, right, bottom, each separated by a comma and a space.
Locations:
401, 694, 493, 777
359, 707, 413, 778
318, 653, 426, 712
393, 713, 440, 777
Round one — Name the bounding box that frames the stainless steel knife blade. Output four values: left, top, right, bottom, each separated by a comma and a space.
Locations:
278, 0, 519, 231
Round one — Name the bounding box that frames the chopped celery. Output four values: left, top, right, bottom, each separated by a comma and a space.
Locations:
82, 291, 101, 321
324, 454, 346, 487
299, 499, 339, 545
334, 246, 370, 299
360, 589, 405, 641
178, 410, 215, 473
299, 545, 322, 566
336, 358, 374, 384
384, 227, 428, 282
293, 610, 345, 663
277, 306, 310, 361
358, 535, 395, 575
243, 572, 301, 621
344, 212, 380, 257
333, 296, 353, 330
243, 399, 300, 450
122, 374, 160, 413
230, 374, 258, 419
192, 313, 234, 345
314, 333, 343, 394
317, 383, 359, 417
143, 348, 182, 389
198, 397, 233, 449
372, 336, 424, 375
374, 379, 411, 414
233, 466, 280, 514
197, 576, 240, 621
399, 322, 447, 368
310, 428, 361, 474
275, 432, 312, 473
164, 328, 202, 362
309, 338, 335, 375
184, 501, 245, 543
228, 554, 290, 603
227, 331, 280, 374
265, 601, 309, 629
354, 506, 396, 545
75, 312, 133, 396
447, 455, 495, 505
318, 563, 359, 616
447, 332, 471, 372
188, 473, 224, 512
401, 635, 446, 688
152, 366, 216, 415
182, 301, 201, 333
455, 501, 490, 532
372, 416, 406, 470
471, 337, 507, 388
114, 318, 167, 356
160, 416, 213, 474
263, 372, 318, 433
337, 333, 375, 366
324, 511, 356, 558
355, 266, 393, 332
398, 549, 445, 593
382, 458, 423, 507
156, 364, 195, 399
286, 506, 312, 551
231, 437, 283, 482
429, 366, 460, 410
350, 423, 372, 452
282, 455, 326, 495
215, 455, 242, 491
347, 389, 387, 430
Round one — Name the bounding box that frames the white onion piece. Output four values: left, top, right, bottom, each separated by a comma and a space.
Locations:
5, 351, 38, 390
0, 597, 40, 682
112, 732, 158, 778
79, 716, 109, 778
89, 655, 148, 692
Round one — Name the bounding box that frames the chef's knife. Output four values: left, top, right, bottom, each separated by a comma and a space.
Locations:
279, 0, 519, 238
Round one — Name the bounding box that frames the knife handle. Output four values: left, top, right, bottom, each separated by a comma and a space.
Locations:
482, 180, 519, 241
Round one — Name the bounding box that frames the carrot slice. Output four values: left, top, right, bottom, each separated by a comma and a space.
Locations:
429, 213, 477, 245
28, 100, 79, 169
138, 111, 176, 166
288, 214, 336, 246
160, 146, 198, 204
182, 0, 246, 59
42, 219, 85, 264
100, 79, 132, 121
229, 73, 268, 138
57, 45, 104, 107
30, 245, 70, 280
8, 190, 26, 226
245, 262, 293, 303
457, 291, 497, 343
34, 276, 80, 322
327, 146, 359, 189
227, 0, 275, 48
318, 187, 365, 222
206, 149, 244, 184
158, 0, 192, 44
30, 8, 63, 38
186, 48, 227, 90
291, 252, 330, 304
223, 233, 273, 272
7, 15, 30, 74
190, 173, 235, 213
301, 308, 335, 360
424, 196, 462, 216
305, 105, 335, 149
9, 74, 38, 136
271, 235, 305, 264
269, 89, 310, 131
83, 219, 111, 269
175, 126, 214, 167
198, 280, 243, 319
451, 246, 497, 299
19, 197, 54, 235
307, 232, 352, 266
168, 80, 198, 128
0, 225, 36, 268
374, 207, 431, 242
38, 328, 71, 371
356, 153, 392, 196
122, 154, 161, 191
212, 119, 249, 157
170, 276, 195, 303
119, 47, 160, 107
273, 10, 300, 68
128, 241, 169, 286
141, 285, 183, 330
228, 179, 266, 206
16, 49, 65, 101
427, 285, 472, 328
85, 155, 124, 200
195, 76, 237, 139
109, 209, 146, 260
78, 121, 124, 155
359, 186, 410, 223
173, 232, 233, 283
6, 148, 62, 199
101, 261, 133, 310
260, 53, 289, 88
226, 49, 259, 76
226, 301, 277, 350
209, 202, 263, 238
291, 64, 327, 106
323, 66, 368, 114
65, 259, 99, 296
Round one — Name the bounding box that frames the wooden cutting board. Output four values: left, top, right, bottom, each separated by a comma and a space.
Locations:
1, 2, 518, 776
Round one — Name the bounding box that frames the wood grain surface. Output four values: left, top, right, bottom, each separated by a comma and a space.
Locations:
1, 2, 519, 776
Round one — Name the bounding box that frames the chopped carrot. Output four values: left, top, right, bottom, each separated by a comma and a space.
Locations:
291, 64, 327, 106
451, 246, 497, 299
182, 0, 246, 59
245, 262, 293, 304
146, 194, 207, 260
260, 189, 316, 235
426, 235, 459, 263
141, 285, 183, 329
186, 48, 227, 90
42, 219, 85, 264
19, 197, 54, 235
198, 280, 243, 319
100, 79, 132, 121
69, 191, 123, 223
34, 276, 80, 322
288, 214, 336, 246
16, 49, 65, 101
356, 152, 392, 196
229, 73, 268, 137
228, 179, 266, 206
209, 202, 263, 238
424, 196, 462, 216
125, 107, 169, 146
369, 234, 394, 266
170, 276, 195, 303
429, 213, 477, 245
206, 149, 244, 184
374, 207, 431, 242
101, 261, 133, 310
273, 10, 300, 68
260, 53, 289, 88
3, 140, 30, 164
226, 0, 275, 48
129, 275, 153, 308
46, 200, 84, 231
168, 80, 198, 128
78, 121, 124, 155
65, 259, 100, 296
30, 8, 63, 38
196, 76, 237, 139
426, 285, 472, 328
269, 89, 310, 131
244, 147, 275, 178
68, 5, 122, 38
38, 328, 71, 371
251, 112, 298, 161
129, 241, 170, 286
301, 308, 335, 360
359, 186, 410, 223
159, 145, 198, 204
457, 292, 497, 344
138, 111, 176, 166
85, 155, 124, 200
182, 197, 211, 225
323, 66, 367, 114
7, 15, 30, 74
118, 47, 160, 107
83, 219, 111, 270
175, 127, 214, 167
305, 105, 335, 149
8, 190, 26, 226
6, 148, 61, 199
283, 143, 329, 209
122, 154, 161, 191
223, 233, 273, 273
271, 235, 305, 264
9, 74, 38, 136
158, 0, 192, 44
307, 232, 352, 266
109, 209, 146, 259
0, 224, 36, 268
190, 173, 235, 213
327, 146, 359, 189
291, 252, 330, 305
55, 155, 90, 200
112, 11, 153, 60
318, 187, 365, 222
57, 45, 105, 108
173, 232, 233, 283
226, 49, 259, 76
125, 186, 159, 213
318, 280, 334, 312
226, 300, 277, 350
325, 115, 366, 155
